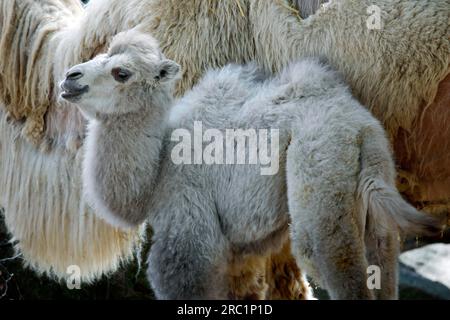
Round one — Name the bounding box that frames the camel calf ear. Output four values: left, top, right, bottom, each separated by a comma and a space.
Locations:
156, 59, 181, 82
295, 0, 328, 19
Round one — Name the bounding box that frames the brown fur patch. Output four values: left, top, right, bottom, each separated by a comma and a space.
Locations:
227, 241, 311, 300
227, 254, 269, 300
265, 242, 311, 299
394, 72, 450, 224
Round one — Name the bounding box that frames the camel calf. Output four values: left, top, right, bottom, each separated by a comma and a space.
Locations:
60, 30, 441, 299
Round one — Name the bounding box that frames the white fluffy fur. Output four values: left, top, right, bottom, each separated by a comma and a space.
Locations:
67, 31, 441, 299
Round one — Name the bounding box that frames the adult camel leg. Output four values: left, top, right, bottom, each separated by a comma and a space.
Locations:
265, 241, 313, 300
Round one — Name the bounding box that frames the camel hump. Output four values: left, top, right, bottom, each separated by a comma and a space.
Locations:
277, 59, 345, 96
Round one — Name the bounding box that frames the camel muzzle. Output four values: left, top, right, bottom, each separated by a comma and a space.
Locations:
60, 75, 89, 102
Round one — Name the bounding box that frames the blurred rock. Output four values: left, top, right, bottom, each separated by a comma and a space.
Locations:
399, 244, 450, 300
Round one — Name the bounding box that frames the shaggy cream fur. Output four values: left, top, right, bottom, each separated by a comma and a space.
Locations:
0, 110, 144, 281
3, 0, 448, 147
0, 0, 146, 282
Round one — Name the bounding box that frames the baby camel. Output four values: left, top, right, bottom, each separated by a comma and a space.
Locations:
60, 30, 441, 300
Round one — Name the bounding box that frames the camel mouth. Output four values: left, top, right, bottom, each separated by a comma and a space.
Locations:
60, 81, 89, 102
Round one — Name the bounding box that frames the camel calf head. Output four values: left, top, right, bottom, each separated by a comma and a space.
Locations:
60, 29, 180, 119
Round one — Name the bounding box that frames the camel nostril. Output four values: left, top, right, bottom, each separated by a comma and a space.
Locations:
66, 70, 83, 80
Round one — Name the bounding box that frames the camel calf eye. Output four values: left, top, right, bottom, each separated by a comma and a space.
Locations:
112, 67, 132, 83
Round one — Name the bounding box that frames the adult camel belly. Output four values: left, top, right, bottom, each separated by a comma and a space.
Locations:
395, 73, 450, 223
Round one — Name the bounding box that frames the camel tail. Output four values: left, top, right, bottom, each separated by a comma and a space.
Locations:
357, 125, 444, 236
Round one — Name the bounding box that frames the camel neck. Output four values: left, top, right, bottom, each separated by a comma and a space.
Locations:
100, 88, 173, 140
86, 88, 174, 226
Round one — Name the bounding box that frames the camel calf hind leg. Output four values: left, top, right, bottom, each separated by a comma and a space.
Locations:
286, 131, 374, 299
365, 223, 400, 299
